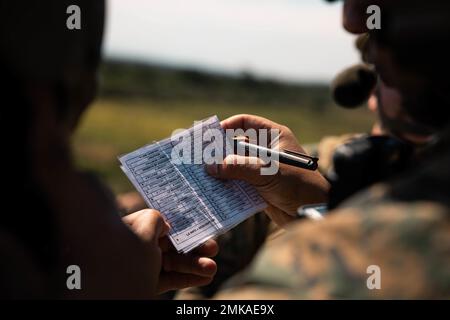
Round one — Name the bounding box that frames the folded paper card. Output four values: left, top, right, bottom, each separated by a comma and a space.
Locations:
119, 116, 267, 253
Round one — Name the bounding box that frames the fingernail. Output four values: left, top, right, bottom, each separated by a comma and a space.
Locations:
205, 164, 218, 176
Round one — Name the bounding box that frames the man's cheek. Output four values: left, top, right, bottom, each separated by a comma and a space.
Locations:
378, 81, 403, 119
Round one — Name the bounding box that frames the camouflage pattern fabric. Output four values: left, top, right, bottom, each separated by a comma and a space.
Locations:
216, 201, 450, 299
213, 129, 450, 299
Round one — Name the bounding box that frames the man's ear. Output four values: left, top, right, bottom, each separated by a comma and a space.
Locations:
59, 68, 99, 132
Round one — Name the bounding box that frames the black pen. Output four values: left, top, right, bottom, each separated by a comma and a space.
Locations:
233, 139, 319, 171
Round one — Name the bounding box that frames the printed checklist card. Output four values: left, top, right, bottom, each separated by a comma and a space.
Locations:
119, 116, 267, 253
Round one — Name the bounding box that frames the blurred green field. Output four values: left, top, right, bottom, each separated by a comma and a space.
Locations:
73, 98, 374, 194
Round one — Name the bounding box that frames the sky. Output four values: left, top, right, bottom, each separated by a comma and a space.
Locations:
103, 0, 359, 83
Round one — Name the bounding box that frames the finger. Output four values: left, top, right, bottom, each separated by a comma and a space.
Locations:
221, 114, 285, 131
162, 253, 217, 277
206, 154, 276, 187
122, 209, 144, 225
158, 272, 214, 294
160, 238, 218, 257
122, 209, 170, 243
192, 239, 219, 257
221, 114, 299, 150
123, 208, 167, 226
265, 204, 297, 227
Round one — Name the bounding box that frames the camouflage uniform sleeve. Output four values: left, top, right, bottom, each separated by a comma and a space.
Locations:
214, 197, 450, 299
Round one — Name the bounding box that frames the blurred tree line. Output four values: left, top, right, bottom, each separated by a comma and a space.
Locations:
100, 59, 332, 112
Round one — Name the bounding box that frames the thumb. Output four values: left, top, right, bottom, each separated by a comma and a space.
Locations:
123, 209, 170, 244
205, 154, 275, 187
150, 212, 171, 240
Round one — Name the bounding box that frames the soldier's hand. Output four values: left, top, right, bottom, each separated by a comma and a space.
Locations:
206, 114, 330, 227
123, 209, 218, 295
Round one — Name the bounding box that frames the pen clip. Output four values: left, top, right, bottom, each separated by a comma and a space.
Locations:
232, 138, 319, 171
283, 148, 319, 165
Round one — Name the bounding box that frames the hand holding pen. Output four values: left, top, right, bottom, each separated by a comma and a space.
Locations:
206, 114, 330, 227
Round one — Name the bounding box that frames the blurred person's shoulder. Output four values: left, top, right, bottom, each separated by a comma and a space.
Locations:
215, 132, 450, 299
215, 197, 450, 299
0, 230, 50, 298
